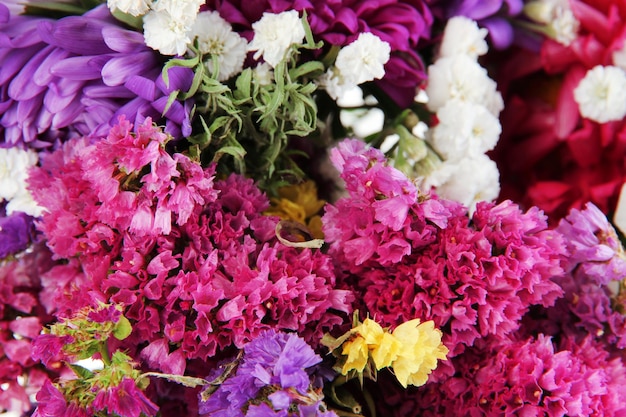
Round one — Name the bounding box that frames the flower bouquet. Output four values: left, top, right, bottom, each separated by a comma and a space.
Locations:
2, 0, 626, 416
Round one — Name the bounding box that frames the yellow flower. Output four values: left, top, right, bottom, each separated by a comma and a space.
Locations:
341, 333, 369, 374
264, 180, 325, 239
390, 319, 448, 388
371, 332, 400, 370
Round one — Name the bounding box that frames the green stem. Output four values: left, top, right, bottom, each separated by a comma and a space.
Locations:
100, 342, 111, 367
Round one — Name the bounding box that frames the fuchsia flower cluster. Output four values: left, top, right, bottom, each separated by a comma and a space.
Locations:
323, 139, 566, 363
28, 116, 353, 381
3, 0, 626, 416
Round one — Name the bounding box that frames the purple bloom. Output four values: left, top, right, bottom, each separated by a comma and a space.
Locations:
199, 330, 335, 417
0, 5, 193, 148
0, 211, 34, 258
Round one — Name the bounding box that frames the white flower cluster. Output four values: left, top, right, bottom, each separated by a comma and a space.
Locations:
422, 16, 503, 212
108, 1, 313, 80
320, 32, 391, 100
0, 147, 44, 217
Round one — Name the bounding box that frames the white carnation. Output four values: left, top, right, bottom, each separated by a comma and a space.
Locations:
151, 0, 203, 21
248, 10, 305, 67
573, 65, 626, 123
429, 100, 501, 160
425, 55, 503, 115
107, 0, 151, 16
143, 9, 193, 56
429, 154, 500, 212
438, 16, 488, 58
335, 32, 391, 85
0, 147, 44, 217
189, 11, 247, 81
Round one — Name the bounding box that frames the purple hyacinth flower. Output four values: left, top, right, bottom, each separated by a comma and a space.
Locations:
0, 211, 34, 258
0, 5, 194, 149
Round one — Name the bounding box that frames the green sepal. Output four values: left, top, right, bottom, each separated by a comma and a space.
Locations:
112, 315, 132, 340
68, 363, 96, 380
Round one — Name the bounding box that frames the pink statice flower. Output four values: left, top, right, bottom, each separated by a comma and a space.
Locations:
556, 201, 626, 284
29, 119, 354, 382
0, 243, 60, 415
92, 378, 158, 417
373, 331, 626, 417
323, 139, 566, 366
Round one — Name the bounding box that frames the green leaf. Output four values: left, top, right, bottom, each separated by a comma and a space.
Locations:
289, 61, 325, 80
215, 145, 246, 160
68, 363, 95, 380
23, 1, 88, 17
234, 68, 252, 100
113, 315, 132, 340
111, 10, 143, 30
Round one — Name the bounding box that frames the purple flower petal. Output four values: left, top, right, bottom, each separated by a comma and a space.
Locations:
33, 47, 71, 86
482, 17, 514, 50
51, 96, 84, 127
10, 45, 50, 98
102, 26, 146, 53
124, 75, 157, 101
157, 66, 194, 93
102, 52, 159, 86
51, 55, 110, 80
84, 84, 137, 99
37, 18, 112, 55
0, 46, 39, 85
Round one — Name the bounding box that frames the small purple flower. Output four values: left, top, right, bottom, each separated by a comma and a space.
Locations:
199, 330, 336, 417
0, 211, 34, 258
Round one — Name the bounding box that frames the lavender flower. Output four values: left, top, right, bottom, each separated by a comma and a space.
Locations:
199, 330, 336, 417
0, 211, 34, 258
0, 4, 193, 148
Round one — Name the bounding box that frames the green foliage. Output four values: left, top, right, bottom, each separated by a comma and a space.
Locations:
164, 13, 326, 191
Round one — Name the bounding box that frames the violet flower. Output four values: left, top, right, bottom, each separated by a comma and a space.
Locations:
0, 211, 34, 258
0, 4, 193, 149
198, 330, 336, 417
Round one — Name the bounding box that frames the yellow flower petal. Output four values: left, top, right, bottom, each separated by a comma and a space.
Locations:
391, 319, 448, 388
371, 332, 400, 370
341, 334, 369, 374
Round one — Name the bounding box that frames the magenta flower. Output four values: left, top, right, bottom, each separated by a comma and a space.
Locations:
0, 4, 193, 149
556, 202, 626, 284
323, 139, 566, 365
32, 380, 93, 417
92, 378, 158, 417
